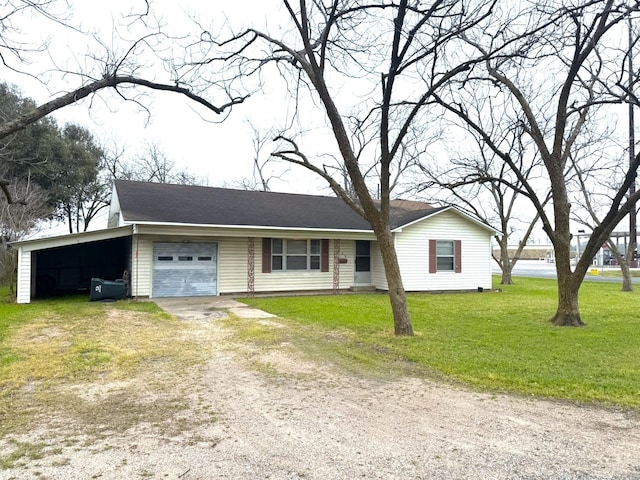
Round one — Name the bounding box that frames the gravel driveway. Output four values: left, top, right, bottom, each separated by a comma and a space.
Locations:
3, 298, 639, 479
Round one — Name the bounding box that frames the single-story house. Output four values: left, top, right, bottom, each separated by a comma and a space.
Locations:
13, 180, 496, 303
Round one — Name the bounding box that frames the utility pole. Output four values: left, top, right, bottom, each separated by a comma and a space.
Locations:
629, 16, 637, 266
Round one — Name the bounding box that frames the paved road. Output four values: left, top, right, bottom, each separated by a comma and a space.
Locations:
493, 260, 640, 283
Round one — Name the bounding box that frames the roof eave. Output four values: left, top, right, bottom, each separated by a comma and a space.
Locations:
10, 225, 134, 249
122, 219, 375, 234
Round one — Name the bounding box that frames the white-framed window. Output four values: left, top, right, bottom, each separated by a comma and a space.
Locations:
436, 240, 455, 271
272, 239, 321, 271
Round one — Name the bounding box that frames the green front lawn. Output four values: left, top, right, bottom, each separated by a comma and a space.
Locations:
240, 277, 640, 407
599, 269, 640, 278
2, 279, 638, 409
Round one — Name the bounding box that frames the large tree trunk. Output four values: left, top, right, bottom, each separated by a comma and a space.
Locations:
605, 242, 633, 292
621, 261, 633, 292
375, 227, 413, 336
551, 266, 585, 327
497, 241, 514, 285
615, 253, 633, 292
551, 220, 586, 326
617, 244, 633, 292
551, 273, 585, 326
501, 267, 513, 285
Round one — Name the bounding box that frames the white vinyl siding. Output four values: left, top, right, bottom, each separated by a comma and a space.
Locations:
16, 248, 31, 304
218, 238, 248, 294
133, 236, 152, 297
107, 189, 122, 228
339, 240, 356, 288
13, 208, 493, 303
134, 224, 375, 242
134, 234, 362, 296
256, 239, 334, 292
255, 270, 335, 292
272, 239, 321, 271
394, 209, 493, 291
222, 237, 354, 294
370, 241, 388, 290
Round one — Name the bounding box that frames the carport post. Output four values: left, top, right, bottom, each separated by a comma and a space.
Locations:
16, 246, 31, 304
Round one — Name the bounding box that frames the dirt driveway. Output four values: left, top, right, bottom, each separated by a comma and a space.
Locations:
2, 298, 640, 479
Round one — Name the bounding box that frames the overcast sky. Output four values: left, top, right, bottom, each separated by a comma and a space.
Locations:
8, 0, 627, 245
5, 0, 329, 196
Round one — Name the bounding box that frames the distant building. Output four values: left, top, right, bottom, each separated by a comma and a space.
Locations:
492, 244, 556, 262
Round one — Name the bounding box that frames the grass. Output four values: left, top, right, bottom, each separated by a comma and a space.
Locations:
1, 275, 638, 465
598, 268, 640, 278
0, 287, 214, 468
0, 293, 183, 389
238, 276, 640, 407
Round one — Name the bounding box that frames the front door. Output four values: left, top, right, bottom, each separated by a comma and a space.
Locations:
354, 240, 371, 285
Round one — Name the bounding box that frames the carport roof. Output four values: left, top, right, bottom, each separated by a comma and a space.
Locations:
114, 180, 444, 231
11, 225, 134, 250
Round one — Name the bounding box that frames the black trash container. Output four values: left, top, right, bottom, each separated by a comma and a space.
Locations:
90, 278, 126, 301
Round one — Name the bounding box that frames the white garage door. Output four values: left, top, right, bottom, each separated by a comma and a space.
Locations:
152, 242, 217, 297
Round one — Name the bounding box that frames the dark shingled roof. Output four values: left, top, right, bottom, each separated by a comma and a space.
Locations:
114, 180, 442, 231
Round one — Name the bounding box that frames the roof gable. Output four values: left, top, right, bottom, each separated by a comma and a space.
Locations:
112, 180, 443, 231
390, 205, 498, 234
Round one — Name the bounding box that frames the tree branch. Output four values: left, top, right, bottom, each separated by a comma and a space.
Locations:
271, 135, 366, 218
0, 75, 248, 140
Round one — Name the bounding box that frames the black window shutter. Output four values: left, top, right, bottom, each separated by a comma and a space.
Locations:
429, 239, 437, 273
321, 239, 329, 272
262, 238, 272, 273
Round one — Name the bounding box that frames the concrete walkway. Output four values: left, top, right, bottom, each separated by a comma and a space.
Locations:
153, 296, 275, 321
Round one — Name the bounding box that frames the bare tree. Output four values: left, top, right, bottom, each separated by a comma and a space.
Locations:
181, 0, 498, 335
71, 139, 203, 233
568, 146, 637, 291
419, 96, 548, 285
435, 0, 640, 326
0, 180, 52, 292
0, 1, 245, 204
126, 142, 202, 185
420, 152, 545, 286
100, 138, 135, 181
250, 123, 275, 191
232, 121, 290, 191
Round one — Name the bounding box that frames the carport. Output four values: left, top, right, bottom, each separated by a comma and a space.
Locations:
13, 226, 133, 303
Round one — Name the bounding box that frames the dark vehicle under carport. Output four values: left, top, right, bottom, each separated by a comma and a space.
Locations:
33, 236, 131, 297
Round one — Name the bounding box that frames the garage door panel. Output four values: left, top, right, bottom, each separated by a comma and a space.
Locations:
152, 243, 217, 297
